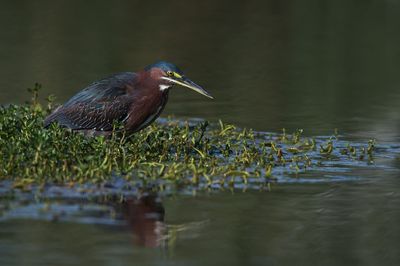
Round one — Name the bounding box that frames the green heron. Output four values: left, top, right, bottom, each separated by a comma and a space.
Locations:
44, 61, 213, 135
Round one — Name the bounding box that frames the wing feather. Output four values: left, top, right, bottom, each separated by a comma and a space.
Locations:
44, 72, 137, 131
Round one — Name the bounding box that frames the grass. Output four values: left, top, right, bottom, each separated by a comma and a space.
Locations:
0, 86, 375, 191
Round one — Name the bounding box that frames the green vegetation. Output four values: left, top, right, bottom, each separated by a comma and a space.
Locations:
0, 86, 375, 190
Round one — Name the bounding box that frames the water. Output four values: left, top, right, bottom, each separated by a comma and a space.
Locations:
1, 1, 400, 265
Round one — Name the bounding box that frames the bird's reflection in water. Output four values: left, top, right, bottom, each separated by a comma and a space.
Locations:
115, 193, 209, 250
119, 194, 166, 248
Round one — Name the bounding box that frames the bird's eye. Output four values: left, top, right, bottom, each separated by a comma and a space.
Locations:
167, 71, 173, 77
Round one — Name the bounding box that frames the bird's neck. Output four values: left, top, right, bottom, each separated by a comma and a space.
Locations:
136, 70, 170, 94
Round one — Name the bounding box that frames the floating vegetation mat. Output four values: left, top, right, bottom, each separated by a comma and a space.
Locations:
1, 90, 400, 198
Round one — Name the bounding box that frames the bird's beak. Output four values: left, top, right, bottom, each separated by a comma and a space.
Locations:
162, 76, 214, 99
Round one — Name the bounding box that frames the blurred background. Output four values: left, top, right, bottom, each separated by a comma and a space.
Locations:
0, 0, 399, 138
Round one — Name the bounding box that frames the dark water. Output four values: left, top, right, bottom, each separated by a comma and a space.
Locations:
1, 1, 400, 265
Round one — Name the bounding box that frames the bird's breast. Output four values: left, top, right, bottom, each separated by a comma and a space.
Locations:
136, 105, 163, 131
125, 91, 169, 132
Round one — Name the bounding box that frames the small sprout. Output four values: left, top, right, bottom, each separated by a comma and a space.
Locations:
340, 148, 348, 155
276, 148, 283, 159
334, 128, 339, 139
46, 94, 56, 113
350, 145, 357, 156
27, 83, 42, 112
291, 129, 303, 144
265, 164, 272, 178
311, 138, 316, 150
367, 139, 375, 155
192, 147, 206, 159
280, 128, 287, 142
320, 141, 333, 155
359, 147, 366, 160
287, 147, 300, 154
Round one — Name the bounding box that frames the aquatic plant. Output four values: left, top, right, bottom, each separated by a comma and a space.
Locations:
0, 86, 376, 191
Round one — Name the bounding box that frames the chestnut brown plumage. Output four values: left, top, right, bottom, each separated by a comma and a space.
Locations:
44, 61, 213, 135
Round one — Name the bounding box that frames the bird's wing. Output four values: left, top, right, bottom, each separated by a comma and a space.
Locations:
44, 72, 137, 131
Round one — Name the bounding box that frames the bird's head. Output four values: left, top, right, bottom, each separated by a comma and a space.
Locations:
144, 61, 214, 99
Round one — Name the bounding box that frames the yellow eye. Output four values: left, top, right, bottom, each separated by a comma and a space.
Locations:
167, 71, 173, 77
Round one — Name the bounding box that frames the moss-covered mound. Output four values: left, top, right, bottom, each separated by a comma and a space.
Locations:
0, 89, 375, 190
